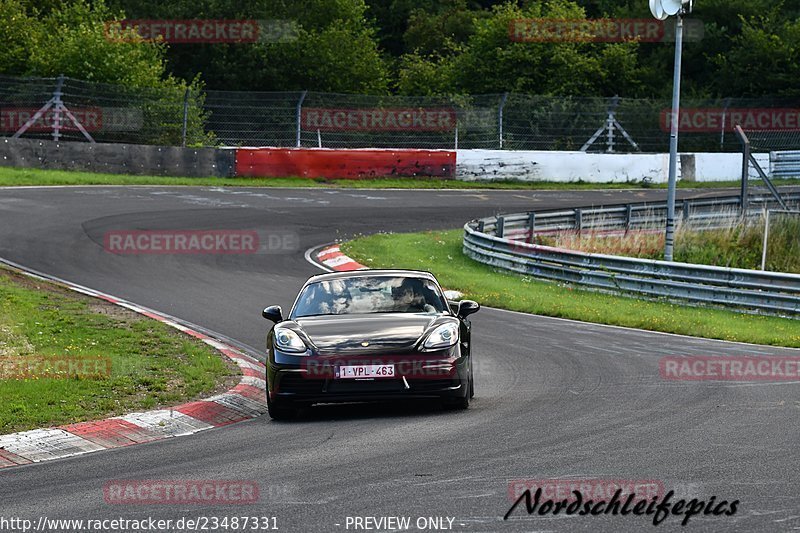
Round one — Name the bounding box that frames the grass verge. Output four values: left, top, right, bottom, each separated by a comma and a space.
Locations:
341, 229, 800, 348
538, 212, 800, 273
2, 166, 795, 190
0, 266, 239, 434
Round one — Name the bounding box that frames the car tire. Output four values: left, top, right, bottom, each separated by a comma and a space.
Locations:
267, 392, 297, 420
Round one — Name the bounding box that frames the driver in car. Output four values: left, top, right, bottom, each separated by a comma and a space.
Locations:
394, 278, 436, 313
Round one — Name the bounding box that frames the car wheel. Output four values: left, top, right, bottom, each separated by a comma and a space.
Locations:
267, 392, 297, 420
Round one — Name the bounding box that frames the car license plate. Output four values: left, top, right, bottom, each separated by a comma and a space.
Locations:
337, 364, 395, 379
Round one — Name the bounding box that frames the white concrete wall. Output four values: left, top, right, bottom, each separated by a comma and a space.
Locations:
455, 150, 770, 183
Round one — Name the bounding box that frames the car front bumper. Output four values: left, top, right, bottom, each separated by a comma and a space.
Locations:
267, 349, 469, 404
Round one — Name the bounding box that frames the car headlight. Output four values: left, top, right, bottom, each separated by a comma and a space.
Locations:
274, 327, 308, 353
422, 323, 459, 350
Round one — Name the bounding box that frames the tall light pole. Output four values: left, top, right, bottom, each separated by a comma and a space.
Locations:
650, 0, 693, 261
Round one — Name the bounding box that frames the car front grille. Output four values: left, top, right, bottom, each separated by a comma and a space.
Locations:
277, 374, 326, 394
277, 374, 459, 395
327, 379, 406, 394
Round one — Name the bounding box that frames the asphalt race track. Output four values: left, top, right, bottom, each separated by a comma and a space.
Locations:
0, 186, 798, 533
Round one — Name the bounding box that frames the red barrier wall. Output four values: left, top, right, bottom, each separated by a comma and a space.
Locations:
234, 148, 456, 179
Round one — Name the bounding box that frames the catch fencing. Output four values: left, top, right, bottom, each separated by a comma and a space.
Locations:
2, 74, 800, 153
463, 192, 800, 316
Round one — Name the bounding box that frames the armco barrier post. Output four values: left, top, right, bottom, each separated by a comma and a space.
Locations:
625, 204, 633, 232
496, 216, 505, 238
527, 212, 536, 242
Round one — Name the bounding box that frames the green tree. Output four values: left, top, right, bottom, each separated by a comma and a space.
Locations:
0, 0, 212, 145
0, 0, 32, 75
403, 0, 483, 56
712, 12, 800, 97
106, 0, 391, 93
398, 1, 645, 96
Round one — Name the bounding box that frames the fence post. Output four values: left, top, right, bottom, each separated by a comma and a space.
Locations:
52, 75, 65, 142
720, 97, 731, 150
296, 90, 307, 147
761, 208, 770, 271
498, 92, 508, 149
735, 125, 750, 214
181, 88, 190, 147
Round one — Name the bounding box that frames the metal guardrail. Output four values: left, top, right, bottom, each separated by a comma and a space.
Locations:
463, 192, 800, 316
771, 151, 800, 178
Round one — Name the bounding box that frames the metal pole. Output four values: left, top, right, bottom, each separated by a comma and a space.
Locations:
720, 97, 731, 150
52, 75, 65, 142
761, 209, 770, 271
498, 93, 508, 149
181, 88, 190, 147
296, 90, 307, 147
739, 125, 750, 214
664, 15, 684, 261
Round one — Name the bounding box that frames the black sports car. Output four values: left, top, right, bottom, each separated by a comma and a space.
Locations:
262, 269, 479, 419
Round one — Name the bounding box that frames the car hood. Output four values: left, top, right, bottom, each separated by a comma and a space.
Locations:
295, 313, 445, 354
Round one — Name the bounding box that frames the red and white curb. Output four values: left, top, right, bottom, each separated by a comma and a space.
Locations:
0, 259, 266, 469
315, 244, 368, 271
311, 244, 464, 300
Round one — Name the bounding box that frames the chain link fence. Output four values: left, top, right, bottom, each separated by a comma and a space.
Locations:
2, 74, 800, 153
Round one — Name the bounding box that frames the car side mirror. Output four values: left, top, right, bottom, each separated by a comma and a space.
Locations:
457, 300, 480, 318
262, 305, 283, 323
448, 300, 460, 314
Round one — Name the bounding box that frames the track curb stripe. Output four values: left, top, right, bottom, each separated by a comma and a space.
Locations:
0, 258, 267, 469
316, 244, 368, 271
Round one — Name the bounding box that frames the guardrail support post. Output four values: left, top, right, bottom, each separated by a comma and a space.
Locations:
528, 212, 536, 242
477, 220, 485, 233
625, 205, 633, 232
574, 209, 583, 232
682, 199, 690, 222
496, 216, 505, 238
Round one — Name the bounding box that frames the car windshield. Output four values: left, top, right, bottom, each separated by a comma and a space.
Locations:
292, 276, 447, 317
